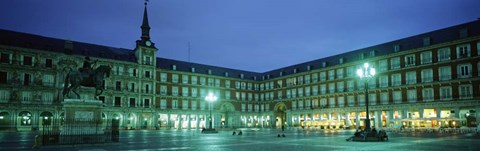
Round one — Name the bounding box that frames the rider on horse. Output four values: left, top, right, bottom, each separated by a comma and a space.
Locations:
81, 56, 97, 84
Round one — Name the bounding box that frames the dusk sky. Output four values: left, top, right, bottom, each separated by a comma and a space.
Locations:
1, 0, 479, 72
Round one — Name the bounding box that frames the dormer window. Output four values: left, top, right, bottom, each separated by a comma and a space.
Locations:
240, 74, 244, 79
224, 72, 229, 77
370, 50, 376, 57
394, 45, 401, 52
172, 65, 176, 70
359, 53, 365, 59
280, 71, 283, 77
423, 37, 431, 46
339, 58, 344, 64
191, 67, 195, 73
459, 29, 468, 38
307, 65, 311, 71
322, 62, 327, 68
208, 70, 212, 75
293, 68, 297, 74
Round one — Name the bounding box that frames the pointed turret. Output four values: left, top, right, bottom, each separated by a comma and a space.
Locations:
141, 2, 151, 41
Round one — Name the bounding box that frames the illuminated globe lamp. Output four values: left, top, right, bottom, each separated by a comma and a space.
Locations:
356, 63, 376, 132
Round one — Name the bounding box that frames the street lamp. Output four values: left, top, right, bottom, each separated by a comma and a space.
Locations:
205, 92, 217, 130
357, 62, 376, 132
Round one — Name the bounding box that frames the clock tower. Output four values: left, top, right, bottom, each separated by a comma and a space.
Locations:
134, 1, 157, 65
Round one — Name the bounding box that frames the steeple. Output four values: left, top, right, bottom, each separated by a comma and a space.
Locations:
140, 2, 151, 41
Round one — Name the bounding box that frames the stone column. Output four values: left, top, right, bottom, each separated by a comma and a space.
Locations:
387, 110, 393, 128
355, 111, 360, 129
346, 112, 351, 127
214, 114, 221, 129
401, 109, 408, 119
166, 113, 171, 129
435, 108, 441, 119
453, 107, 460, 118
286, 111, 292, 128
419, 107, 424, 119
32, 110, 39, 131
187, 114, 191, 129
476, 106, 480, 125
178, 114, 182, 129
375, 111, 382, 128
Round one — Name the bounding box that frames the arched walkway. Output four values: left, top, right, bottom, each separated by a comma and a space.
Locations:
274, 103, 287, 129
17, 111, 32, 131
220, 102, 235, 128
0, 112, 11, 130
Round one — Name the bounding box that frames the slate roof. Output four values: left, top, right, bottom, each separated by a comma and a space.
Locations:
1, 19, 479, 81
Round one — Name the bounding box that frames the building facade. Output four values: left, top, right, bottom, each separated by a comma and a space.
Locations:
0, 5, 479, 131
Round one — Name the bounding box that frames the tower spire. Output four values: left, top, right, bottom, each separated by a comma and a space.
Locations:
141, 1, 151, 41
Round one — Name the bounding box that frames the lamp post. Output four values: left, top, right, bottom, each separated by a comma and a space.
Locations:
205, 92, 217, 130
357, 62, 376, 132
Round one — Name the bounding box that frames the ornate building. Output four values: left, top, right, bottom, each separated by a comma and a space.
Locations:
0, 4, 479, 131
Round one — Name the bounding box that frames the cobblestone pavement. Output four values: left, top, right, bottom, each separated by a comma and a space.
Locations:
1, 128, 479, 151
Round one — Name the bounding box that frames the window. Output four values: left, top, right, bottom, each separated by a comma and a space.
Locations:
320, 72, 326, 81
160, 99, 167, 109
405, 71, 416, 85
347, 80, 354, 92
346, 66, 355, 77
144, 71, 150, 78
182, 87, 188, 97
23, 74, 31, 86
459, 85, 472, 99
129, 98, 136, 107
329, 97, 336, 108
379, 75, 388, 88
390, 57, 400, 69
405, 54, 415, 67
312, 73, 318, 82
200, 77, 206, 85
22, 56, 33, 66
114, 97, 121, 107
320, 99, 327, 107
172, 74, 178, 83
422, 88, 434, 102
42, 74, 55, 86
393, 91, 402, 104
437, 47, 451, 61
337, 82, 344, 92
159, 85, 166, 95
423, 37, 431, 46
328, 70, 335, 80
420, 51, 432, 64
45, 59, 53, 68
347, 96, 355, 107
191, 101, 197, 110
328, 83, 335, 94
182, 100, 189, 110
182, 75, 189, 84
0, 71, 7, 84
358, 94, 365, 106
380, 92, 389, 105
407, 89, 417, 103
320, 84, 326, 94
456, 44, 471, 59
225, 80, 230, 88
439, 87, 452, 100
391, 73, 401, 86
378, 59, 388, 72
172, 100, 178, 109
0, 90, 11, 103
115, 81, 121, 91
172, 87, 178, 96
369, 93, 376, 106
304, 75, 310, 84
160, 73, 167, 82
338, 97, 345, 107
312, 86, 318, 95
394, 45, 401, 52
191, 76, 197, 85
457, 64, 471, 78
336, 68, 344, 79
459, 29, 468, 38
421, 69, 433, 83
438, 66, 451, 80
291, 101, 297, 110
0, 53, 10, 64
21, 91, 32, 103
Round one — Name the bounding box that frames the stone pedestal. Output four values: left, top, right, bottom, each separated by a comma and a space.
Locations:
62, 99, 104, 135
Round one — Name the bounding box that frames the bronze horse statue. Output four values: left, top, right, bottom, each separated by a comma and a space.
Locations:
62, 65, 111, 99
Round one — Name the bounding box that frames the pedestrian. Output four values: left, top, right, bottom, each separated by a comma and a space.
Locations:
232, 131, 236, 135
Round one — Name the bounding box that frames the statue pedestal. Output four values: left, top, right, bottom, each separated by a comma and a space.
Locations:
62, 99, 104, 135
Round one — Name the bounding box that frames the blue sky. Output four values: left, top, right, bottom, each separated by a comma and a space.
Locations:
1, 0, 479, 72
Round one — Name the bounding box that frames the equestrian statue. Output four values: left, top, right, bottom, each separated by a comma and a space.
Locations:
63, 56, 112, 99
